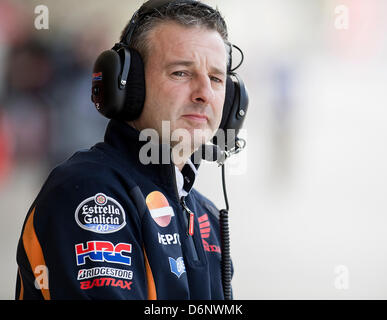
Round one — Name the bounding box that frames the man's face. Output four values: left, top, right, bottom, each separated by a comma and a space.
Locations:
134, 21, 227, 153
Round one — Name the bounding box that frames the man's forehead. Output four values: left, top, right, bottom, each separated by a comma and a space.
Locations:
148, 21, 227, 68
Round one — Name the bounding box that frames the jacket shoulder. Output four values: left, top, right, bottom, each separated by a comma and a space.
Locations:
30, 146, 143, 236
46, 146, 135, 189
32, 146, 139, 220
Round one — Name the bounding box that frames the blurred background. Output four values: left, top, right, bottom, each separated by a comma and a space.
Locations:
1, 0, 387, 299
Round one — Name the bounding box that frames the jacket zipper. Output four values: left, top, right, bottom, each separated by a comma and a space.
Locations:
170, 161, 199, 262
180, 196, 199, 262
180, 196, 194, 236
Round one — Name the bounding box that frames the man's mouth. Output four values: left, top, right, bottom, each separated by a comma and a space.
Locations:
181, 114, 208, 123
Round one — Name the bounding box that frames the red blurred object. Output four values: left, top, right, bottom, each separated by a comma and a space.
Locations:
0, 0, 31, 45
0, 110, 13, 188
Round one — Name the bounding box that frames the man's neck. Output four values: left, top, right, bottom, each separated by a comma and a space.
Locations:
127, 120, 193, 171
175, 162, 185, 171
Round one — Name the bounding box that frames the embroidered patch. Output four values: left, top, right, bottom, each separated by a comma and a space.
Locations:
75, 193, 126, 233
145, 191, 175, 227
168, 257, 186, 278
75, 241, 132, 266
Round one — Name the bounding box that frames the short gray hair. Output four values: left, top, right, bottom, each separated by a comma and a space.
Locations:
120, 1, 229, 64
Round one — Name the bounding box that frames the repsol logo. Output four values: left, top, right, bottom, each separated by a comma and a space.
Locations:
158, 232, 181, 246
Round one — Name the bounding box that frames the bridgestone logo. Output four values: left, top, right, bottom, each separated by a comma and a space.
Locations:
77, 267, 133, 281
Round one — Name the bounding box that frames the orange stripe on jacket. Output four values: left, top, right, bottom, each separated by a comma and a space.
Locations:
22, 207, 51, 300
143, 248, 157, 300
17, 268, 24, 300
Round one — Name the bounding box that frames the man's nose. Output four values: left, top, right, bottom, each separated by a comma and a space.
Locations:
190, 75, 215, 105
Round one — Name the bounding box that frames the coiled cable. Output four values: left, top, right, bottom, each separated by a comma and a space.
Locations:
220, 164, 232, 300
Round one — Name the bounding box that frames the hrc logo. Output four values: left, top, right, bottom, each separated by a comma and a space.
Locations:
75, 241, 132, 266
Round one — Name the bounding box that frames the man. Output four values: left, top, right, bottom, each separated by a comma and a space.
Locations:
16, 0, 233, 299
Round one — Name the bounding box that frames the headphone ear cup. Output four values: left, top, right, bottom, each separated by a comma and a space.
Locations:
120, 48, 145, 121
213, 73, 249, 150
91, 47, 146, 121
92, 50, 126, 119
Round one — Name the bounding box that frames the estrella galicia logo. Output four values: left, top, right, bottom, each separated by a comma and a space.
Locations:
168, 257, 186, 278
75, 193, 126, 234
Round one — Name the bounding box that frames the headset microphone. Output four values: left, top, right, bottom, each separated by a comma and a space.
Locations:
200, 138, 246, 166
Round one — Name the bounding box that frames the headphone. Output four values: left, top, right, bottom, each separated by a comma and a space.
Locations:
91, 0, 249, 151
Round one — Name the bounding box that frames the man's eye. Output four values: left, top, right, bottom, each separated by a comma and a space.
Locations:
172, 71, 188, 77
210, 76, 223, 83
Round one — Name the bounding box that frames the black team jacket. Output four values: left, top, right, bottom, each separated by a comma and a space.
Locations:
16, 119, 232, 299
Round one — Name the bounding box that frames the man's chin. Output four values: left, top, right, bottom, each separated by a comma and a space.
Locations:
178, 124, 214, 142
163, 119, 216, 148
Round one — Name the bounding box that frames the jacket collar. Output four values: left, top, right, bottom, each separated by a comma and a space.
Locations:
103, 119, 200, 196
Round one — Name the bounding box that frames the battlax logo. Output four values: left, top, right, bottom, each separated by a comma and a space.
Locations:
75, 193, 126, 234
